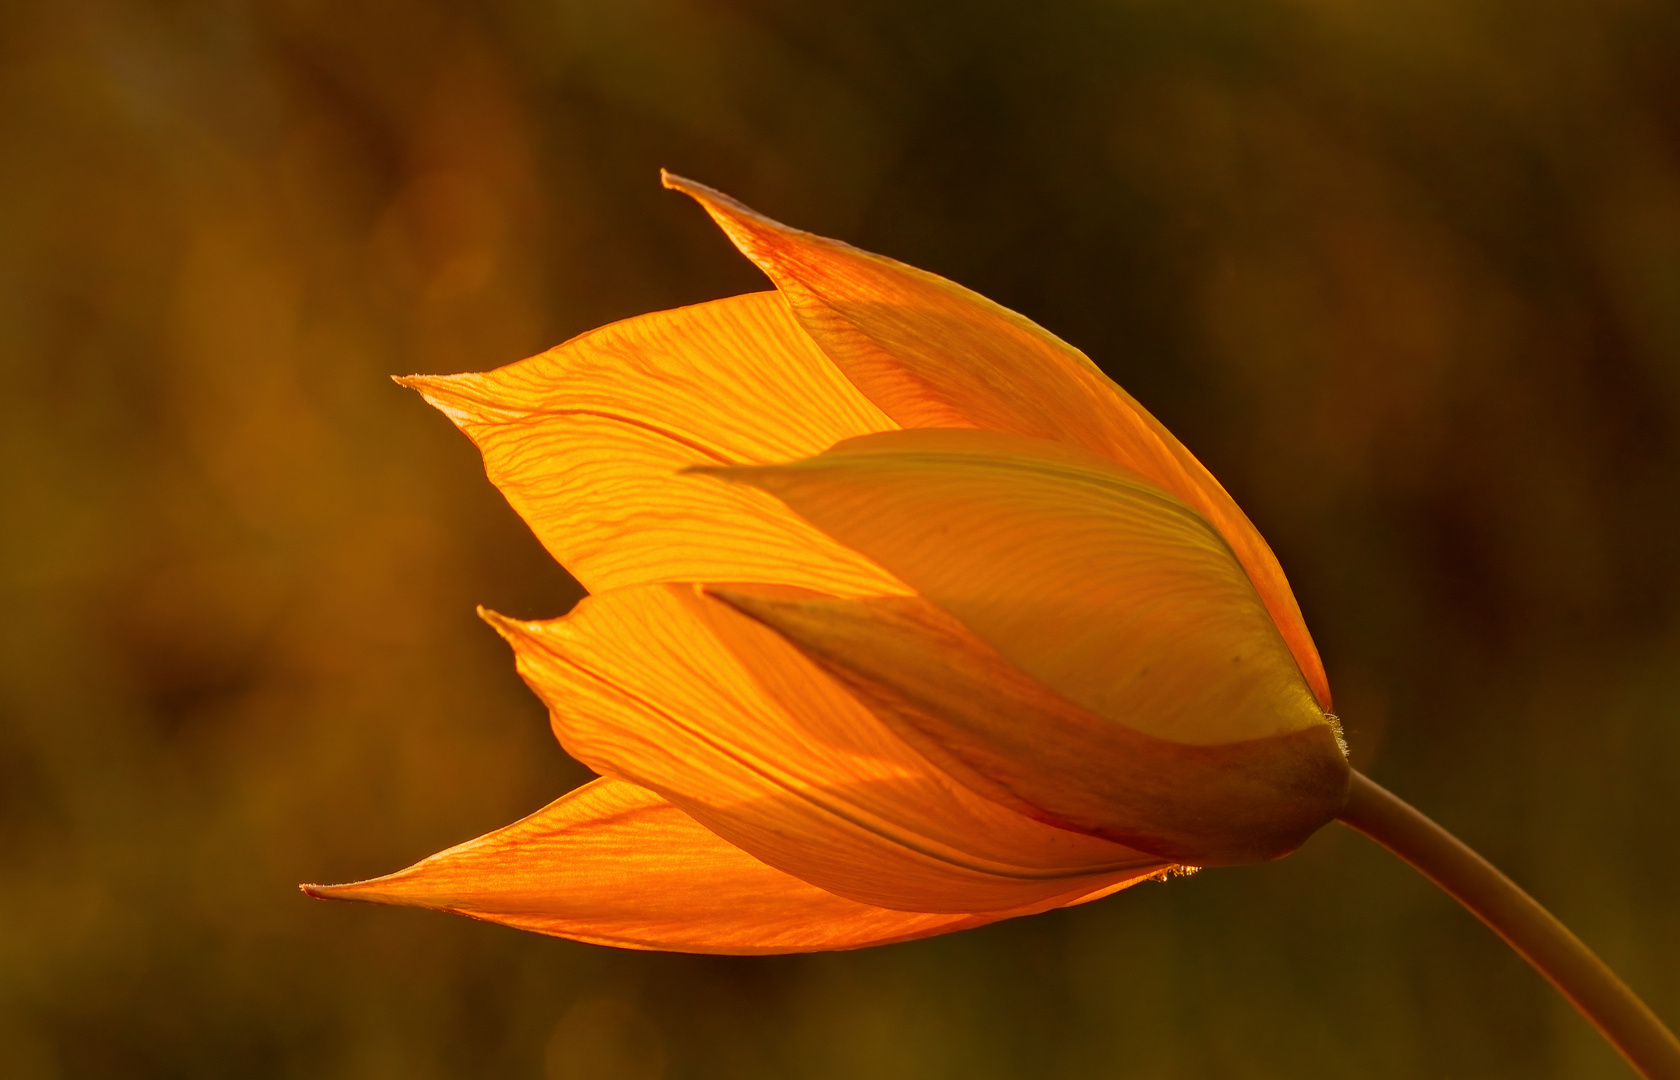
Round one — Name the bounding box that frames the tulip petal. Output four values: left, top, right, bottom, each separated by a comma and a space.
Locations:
663, 173, 1328, 709
710, 587, 1350, 866
398, 291, 904, 597
700, 427, 1326, 749
483, 585, 1170, 914
302, 778, 1010, 954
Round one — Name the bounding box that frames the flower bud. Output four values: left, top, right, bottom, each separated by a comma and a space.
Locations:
304, 176, 1349, 953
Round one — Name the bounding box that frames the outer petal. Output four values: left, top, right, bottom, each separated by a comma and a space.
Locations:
710, 588, 1350, 866
302, 778, 1005, 954
664, 173, 1328, 709
483, 584, 1170, 914
399, 291, 904, 597
699, 428, 1325, 747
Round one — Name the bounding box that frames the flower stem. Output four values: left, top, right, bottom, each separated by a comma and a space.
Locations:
1338, 770, 1680, 1080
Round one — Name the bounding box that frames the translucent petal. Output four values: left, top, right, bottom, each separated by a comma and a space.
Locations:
700, 427, 1324, 747
399, 291, 903, 597
302, 778, 1007, 954
664, 173, 1328, 708
484, 584, 1169, 913
711, 587, 1350, 866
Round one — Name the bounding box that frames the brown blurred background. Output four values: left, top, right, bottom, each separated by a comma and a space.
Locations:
3, 0, 1679, 1076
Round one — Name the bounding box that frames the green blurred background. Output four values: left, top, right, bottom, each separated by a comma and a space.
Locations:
3, 0, 1679, 1076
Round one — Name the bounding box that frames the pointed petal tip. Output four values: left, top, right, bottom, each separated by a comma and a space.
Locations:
658, 173, 804, 250
476, 605, 532, 643
659, 170, 717, 201
391, 372, 457, 393
389, 371, 491, 427
300, 882, 353, 901
301, 876, 425, 908
660, 171, 741, 221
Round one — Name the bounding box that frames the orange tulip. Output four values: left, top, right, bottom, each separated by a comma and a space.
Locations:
303, 174, 1350, 955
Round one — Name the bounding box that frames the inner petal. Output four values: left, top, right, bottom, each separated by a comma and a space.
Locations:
700, 427, 1324, 747
485, 583, 1167, 913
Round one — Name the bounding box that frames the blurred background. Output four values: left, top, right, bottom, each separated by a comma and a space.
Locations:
3, 0, 1679, 1076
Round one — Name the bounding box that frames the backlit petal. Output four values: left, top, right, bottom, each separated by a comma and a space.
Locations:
699, 428, 1324, 747
483, 584, 1169, 913
664, 173, 1328, 708
711, 587, 1350, 866
302, 778, 1006, 954
399, 291, 903, 596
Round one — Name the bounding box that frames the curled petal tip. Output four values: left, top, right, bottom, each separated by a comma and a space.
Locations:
659, 170, 709, 198
659, 173, 802, 248
660, 171, 719, 206
300, 883, 346, 900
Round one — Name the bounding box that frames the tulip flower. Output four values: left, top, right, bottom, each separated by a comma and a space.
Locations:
306, 176, 1680, 1078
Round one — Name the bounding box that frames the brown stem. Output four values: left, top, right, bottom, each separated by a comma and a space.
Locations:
1338, 770, 1680, 1080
